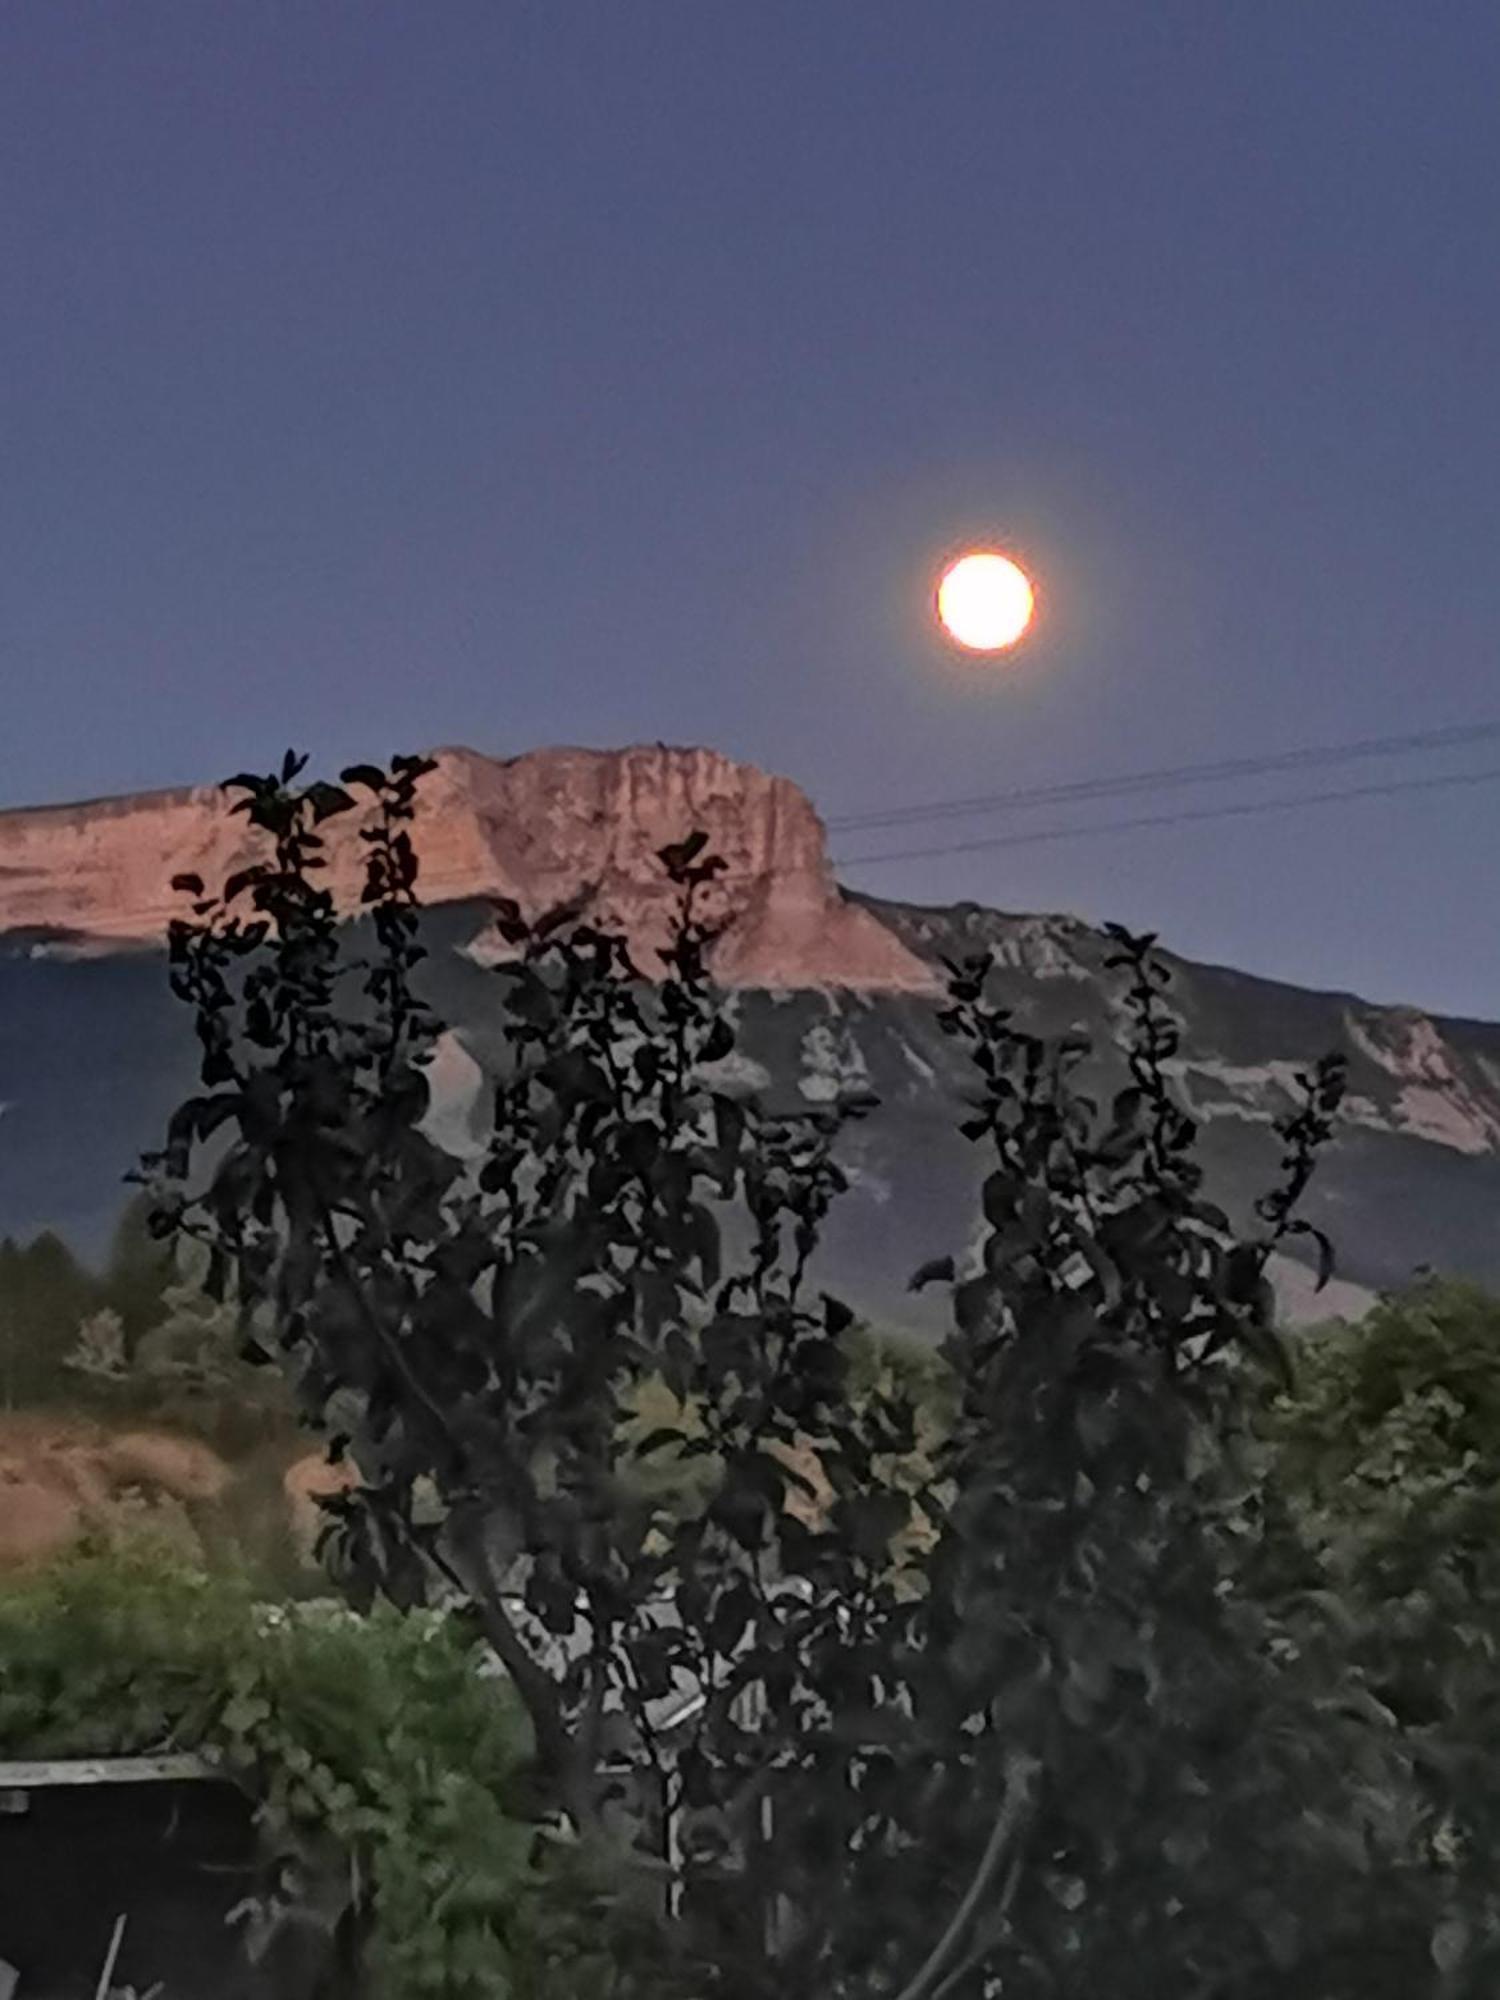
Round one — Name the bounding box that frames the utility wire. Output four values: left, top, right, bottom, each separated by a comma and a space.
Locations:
833, 763, 1500, 870
825, 718, 1500, 835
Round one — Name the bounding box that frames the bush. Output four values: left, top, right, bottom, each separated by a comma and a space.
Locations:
0, 1545, 547, 1998
1263, 1278, 1500, 1973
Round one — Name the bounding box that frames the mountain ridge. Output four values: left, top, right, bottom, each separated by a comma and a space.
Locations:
0, 741, 1496, 1321
0, 742, 934, 991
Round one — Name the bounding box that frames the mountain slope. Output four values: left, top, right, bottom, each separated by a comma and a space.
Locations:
1, 744, 1496, 1324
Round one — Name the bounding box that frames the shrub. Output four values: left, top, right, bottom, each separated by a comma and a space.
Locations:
0, 1545, 544, 1998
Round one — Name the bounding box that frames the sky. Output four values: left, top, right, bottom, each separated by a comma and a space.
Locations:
2, 3, 1499, 1015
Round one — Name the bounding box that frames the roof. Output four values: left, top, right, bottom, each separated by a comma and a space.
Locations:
0, 1755, 219, 1790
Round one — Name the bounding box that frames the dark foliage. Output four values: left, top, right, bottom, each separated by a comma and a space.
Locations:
1265, 1277, 1500, 1985
147, 754, 1473, 1997
0, 1197, 174, 1410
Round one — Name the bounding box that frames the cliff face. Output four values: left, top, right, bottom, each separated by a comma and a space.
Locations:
0, 744, 935, 992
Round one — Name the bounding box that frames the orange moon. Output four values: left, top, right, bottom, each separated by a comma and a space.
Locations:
936, 551, 1035, 652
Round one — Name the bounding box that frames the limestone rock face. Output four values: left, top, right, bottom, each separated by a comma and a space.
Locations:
0, 743, 935, 992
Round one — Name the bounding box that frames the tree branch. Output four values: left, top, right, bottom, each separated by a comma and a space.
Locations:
927, 1854, 1024, 2000
308, 1186, 598, 1832
891, 1752, 1036, 2000
444, 1508, 601, 1835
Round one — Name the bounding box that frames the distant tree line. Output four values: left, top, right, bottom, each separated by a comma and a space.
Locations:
0, 1195, 291, 1452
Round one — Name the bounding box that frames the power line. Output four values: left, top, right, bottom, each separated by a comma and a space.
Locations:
825, 718, 1500, 836
833, 763, 1500, 870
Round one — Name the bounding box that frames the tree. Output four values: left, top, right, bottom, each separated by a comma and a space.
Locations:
0, 1227, 98, 1408
147, 752, 1467, 1998
66, 1306, 129, 1386
0, 1197, 173, 1414
63, 1240, 291, 1450
1269, 1277, 1500, 1606
99, 1191, 175, 1348
1265, 1278, 1500, 1980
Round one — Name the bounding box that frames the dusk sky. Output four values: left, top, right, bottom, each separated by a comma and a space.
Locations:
3, 5, 1498, 1015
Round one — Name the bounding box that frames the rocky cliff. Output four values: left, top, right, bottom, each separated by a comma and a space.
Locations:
0, 744, 934, 991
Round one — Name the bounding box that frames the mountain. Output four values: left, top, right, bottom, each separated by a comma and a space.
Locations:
0, 744, 929, 989
2, 742, 1497, 1327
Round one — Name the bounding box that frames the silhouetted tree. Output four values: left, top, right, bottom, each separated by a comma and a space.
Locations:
0, 1228, 97, 1407
147, 752, 1471, 1999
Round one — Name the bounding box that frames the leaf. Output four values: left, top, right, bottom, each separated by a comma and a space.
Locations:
908, 1255, 955, 1293
340, 763, 388, 791
1288, 1218, 1337, 1291
700, 1018, 735, 1063
952, 1276, 992, 1337
167, 1094, 242, 1149
981, 1171, 1020, 1230
222, 867, 264, 905
1431, 1915, 1468, 1973
684, 1205, 721, 1287
306, 782, 356, 824
1066, 1229, 1122, 1309
713, 1094, 746, 1172
1262, 1908, 1300, 1971
708, 1581, 756, 1654
632, 1427, 687, 1459
822, 1294, 855, 1335
658, 830, 710, 872
170, 872, 204, 896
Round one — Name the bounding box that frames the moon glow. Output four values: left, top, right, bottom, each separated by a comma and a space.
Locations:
936, 551, 1035, 652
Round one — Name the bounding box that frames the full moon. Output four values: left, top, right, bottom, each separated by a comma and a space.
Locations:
936, 551, 1035, 652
